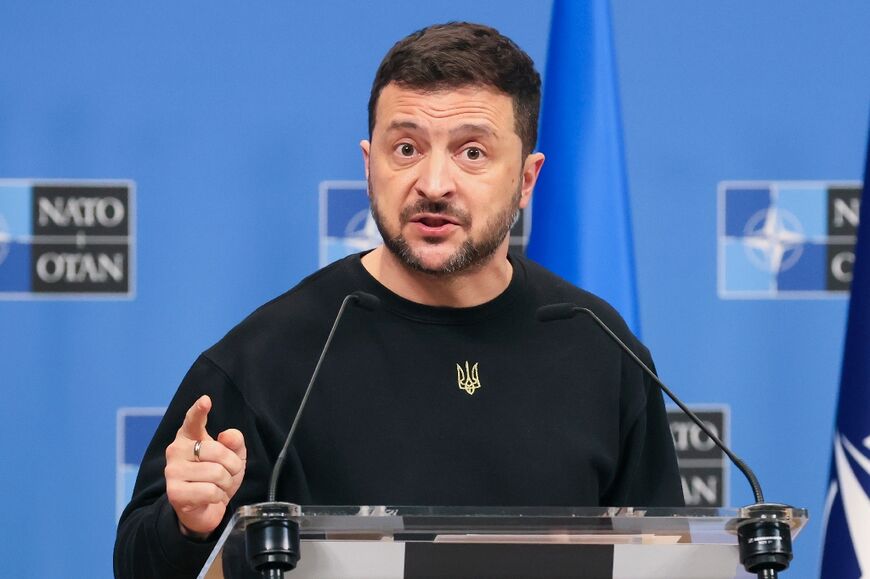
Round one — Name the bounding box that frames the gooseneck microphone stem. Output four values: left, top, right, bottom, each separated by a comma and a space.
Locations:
268, 291, 379, 502
539, 303, 796, 578
537, 304, 765, 504
248, 291, 380, 578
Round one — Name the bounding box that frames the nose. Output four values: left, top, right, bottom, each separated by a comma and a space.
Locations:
414, 151, 455, 200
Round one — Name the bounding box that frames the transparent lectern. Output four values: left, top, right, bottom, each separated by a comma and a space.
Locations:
198, 503, 807, 579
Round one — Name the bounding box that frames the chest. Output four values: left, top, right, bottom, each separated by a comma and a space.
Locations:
289, 321, 626, 505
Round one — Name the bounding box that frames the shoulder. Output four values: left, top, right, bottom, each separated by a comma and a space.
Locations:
516, 253, 633, 334
514, 253, 650, 363
204, 254, 361, 368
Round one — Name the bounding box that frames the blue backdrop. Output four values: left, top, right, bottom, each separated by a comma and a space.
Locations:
1, 2, 868, 577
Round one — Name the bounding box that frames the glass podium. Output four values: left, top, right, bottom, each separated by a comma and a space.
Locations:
198, 503, 807, 579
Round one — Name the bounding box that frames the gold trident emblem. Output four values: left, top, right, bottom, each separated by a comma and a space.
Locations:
456, 361, 481, 395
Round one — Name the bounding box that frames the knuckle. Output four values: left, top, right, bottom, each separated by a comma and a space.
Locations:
228, 459, 243, 477
217, 464, 233, 485
166, 480, 180, 499
165, 440, 185, 460
203, 462, 223, 480
164, 464, 178, 479
211, 486, 225, 503
218, 448, 237, 468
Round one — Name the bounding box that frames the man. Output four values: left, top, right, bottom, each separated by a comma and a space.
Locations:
114, 22, 683, 578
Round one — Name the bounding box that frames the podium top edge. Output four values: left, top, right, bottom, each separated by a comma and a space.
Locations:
234, 502, 808, 522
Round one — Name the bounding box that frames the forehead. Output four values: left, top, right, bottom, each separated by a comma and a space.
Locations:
374, 83, 516, 137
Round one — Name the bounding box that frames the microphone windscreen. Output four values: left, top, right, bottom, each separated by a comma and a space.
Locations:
352, 291, 381, 311
536, 303, 577, 322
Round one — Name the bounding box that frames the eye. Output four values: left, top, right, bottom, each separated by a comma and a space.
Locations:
463, 147, 484, 161
397, 143, 416, 157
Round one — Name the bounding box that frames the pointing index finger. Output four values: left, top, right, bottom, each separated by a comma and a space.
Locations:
180, 395, 212, 441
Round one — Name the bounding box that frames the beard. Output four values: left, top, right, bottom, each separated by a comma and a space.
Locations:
369, 180, 521, 277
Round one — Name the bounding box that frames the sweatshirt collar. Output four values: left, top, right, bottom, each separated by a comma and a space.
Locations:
348, 251, 526, 325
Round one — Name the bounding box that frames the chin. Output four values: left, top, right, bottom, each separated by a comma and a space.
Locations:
411, 250, 457, 271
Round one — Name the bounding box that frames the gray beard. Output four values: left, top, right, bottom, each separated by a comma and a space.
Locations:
368, 182, 521, 277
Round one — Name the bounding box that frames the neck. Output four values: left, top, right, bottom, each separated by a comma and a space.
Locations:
361, 243, 513, 308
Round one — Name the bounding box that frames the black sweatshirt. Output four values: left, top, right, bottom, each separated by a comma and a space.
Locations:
114, 252, 683, 578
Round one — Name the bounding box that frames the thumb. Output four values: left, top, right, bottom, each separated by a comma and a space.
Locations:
179, 395, 212, 441
217, 428, 247, 460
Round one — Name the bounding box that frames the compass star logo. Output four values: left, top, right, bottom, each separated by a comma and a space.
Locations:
718, 181, 861, 298
742, 207, 806, 274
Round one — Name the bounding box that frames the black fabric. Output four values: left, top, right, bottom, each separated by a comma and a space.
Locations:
114, 252, 683, 578
404, 543, 614, 579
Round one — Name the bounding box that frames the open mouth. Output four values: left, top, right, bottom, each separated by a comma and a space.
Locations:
415, 215, 455, 228
410, 212, 462, 228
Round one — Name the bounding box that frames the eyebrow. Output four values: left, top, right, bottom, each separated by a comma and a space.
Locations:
385, 120, 496, 139
386, 120, 422, 132
449, 123, 496, 139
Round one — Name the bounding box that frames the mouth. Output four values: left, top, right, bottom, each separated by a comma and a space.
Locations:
411, 213, 460, 227
408, 213, 462, 235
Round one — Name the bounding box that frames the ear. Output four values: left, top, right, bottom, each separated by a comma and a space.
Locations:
360, 140, 371, 180
518, 152, 545, 209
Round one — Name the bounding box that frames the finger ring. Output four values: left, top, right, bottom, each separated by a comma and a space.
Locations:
193, 440, 203, 462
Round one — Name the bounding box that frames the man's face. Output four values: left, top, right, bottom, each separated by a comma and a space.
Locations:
361, 83, 543, 276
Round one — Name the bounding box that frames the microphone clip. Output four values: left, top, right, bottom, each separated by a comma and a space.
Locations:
244, 502, 302, 578
734, 503, 795, 579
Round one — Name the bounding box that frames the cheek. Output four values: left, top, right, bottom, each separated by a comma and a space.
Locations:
371, 158, 411, 186
466, 169, 517, 199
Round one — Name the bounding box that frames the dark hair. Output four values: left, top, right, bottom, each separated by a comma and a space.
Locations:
368, 22, 541, 157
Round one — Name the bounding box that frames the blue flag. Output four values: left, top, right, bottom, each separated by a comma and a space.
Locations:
820, 127, 870, 577
526, 0, 640, 335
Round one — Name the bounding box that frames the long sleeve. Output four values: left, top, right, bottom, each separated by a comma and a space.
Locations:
601, 359, 685, 507
113, 355, 270, 579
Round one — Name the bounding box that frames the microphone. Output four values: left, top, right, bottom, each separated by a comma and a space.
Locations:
351, 290, 381, 311
268, 290, 381, 500
536, 303, 578, 323
246, 291, 380, 578
537, 303, 794, 579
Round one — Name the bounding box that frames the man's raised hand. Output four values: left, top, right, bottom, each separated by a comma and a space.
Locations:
164, 395, 247, 538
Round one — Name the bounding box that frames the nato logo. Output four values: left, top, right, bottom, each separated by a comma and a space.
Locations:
718, 181, 861, 298
667, 405, 729, 507
319, 181, 381, 267
318, 180, 531, 267
0, 180, 135, 299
